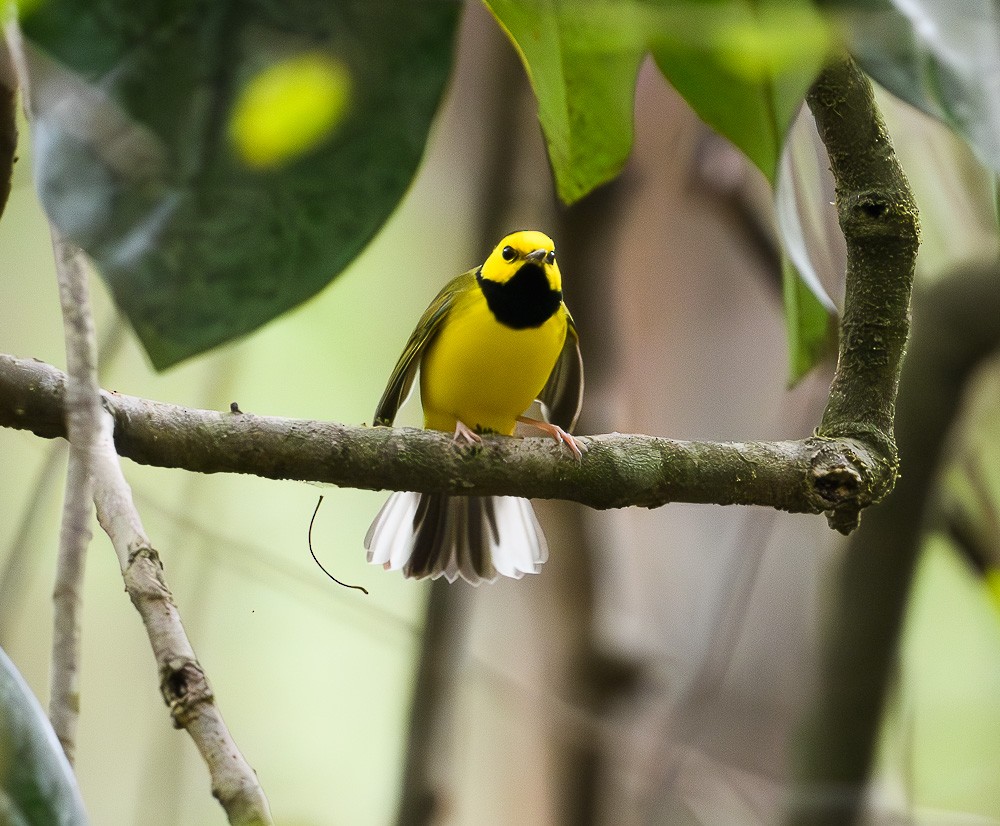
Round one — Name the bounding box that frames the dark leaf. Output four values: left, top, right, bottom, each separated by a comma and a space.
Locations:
18, 0, 459, 368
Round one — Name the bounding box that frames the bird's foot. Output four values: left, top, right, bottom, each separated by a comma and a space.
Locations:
452, 420, 483, 447
517, 416, 586, 460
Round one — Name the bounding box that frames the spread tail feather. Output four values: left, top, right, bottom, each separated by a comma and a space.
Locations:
365, 493, 548, 585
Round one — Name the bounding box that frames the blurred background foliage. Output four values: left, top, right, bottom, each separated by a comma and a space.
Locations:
1, 1, 1000, 824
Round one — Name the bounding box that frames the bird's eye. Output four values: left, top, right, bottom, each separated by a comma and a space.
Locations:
501, 245, 517, 262
546, 250, 556, 265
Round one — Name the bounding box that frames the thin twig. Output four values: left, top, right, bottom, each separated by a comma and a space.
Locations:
0, 440, 67, 645
49, 228, 102, 765
308, 496, 368, 594
87, 405, 274, 825
0, 325, 124, 645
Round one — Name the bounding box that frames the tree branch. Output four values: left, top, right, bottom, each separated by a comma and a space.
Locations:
87, 406, 273, 825
0, 37, 17, 222
49, 230, 101, 765
1, 352, 886, 522
808, 57, 921, 532
39, 238, 273, 822
0, 62, 918, 534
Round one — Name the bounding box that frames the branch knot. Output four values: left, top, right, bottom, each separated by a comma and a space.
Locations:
810, 456, 863, 508
161, 658, 214, 729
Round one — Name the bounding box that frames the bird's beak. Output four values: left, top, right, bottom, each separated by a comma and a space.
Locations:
525, 249, 548, 262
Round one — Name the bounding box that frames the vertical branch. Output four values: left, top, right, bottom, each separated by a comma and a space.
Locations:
49, 229, 103, 764
395, 581, 465, 826
807, 58, 920, 532
0, 325, 124, 646
0, 442, 67, 646
0, 36, 17, 221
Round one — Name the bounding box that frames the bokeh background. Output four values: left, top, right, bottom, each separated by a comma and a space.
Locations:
2, 4, 1000, 824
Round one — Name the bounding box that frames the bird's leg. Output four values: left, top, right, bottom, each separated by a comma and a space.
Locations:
452, 419, 483, 446
517, 416, 586, 460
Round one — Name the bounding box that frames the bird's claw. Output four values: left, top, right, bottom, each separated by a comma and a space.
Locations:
452, 420, 483, 447
517, 416, 586, 461
557, 428, 588, 461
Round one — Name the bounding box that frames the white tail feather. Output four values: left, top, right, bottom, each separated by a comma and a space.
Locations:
365, 491, 419, 570
364, 493, 547, 585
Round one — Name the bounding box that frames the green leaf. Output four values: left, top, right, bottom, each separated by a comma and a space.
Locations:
485, 1, 831, 201
18, 1, 459, 369
484, 0, 646, 204
0, 646, 89, 826
649, 0, 833, 184
781, 256, 837, 385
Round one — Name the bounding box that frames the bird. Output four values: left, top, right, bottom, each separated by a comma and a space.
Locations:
365, 230, 584, 585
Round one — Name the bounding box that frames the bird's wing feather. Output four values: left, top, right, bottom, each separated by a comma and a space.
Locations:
373, 270, 475, 427
538, 309, 584, 431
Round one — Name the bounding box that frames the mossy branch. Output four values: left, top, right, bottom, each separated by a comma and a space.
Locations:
1, 353, 884, 524
808, 58, 920, 530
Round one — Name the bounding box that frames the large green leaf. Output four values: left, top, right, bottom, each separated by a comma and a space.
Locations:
485, 0, 647, 205
648, 1, 839, 378
649, 0, 832, 184
819, 0, 1000, 175
776, 107, 841, 383
0, 646, 89, 825
486, 1, 832, 197
18, 1, 459, 369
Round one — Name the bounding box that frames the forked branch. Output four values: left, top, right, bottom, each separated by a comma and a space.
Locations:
41, 237, 273, 825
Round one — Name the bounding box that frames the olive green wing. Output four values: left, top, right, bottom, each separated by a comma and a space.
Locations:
373, 270, 475, 427
538, 309, 584, 432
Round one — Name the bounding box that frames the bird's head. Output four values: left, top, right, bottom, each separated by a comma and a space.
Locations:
479, 230, 562, 292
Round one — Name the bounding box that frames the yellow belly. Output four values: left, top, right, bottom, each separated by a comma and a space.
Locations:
420, 291, 567, 435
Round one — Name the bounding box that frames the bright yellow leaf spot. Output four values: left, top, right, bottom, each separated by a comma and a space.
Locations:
713, 12, 834, 80
987, 569, 1000, 617
230, 53, 351, 169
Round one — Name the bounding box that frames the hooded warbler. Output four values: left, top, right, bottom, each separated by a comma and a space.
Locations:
365, 230, 584, 585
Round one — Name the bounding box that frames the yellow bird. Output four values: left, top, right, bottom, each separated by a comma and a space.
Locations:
365, 230, 584, 585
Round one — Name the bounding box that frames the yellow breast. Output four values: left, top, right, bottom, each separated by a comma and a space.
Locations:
419, 287, 567, 435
